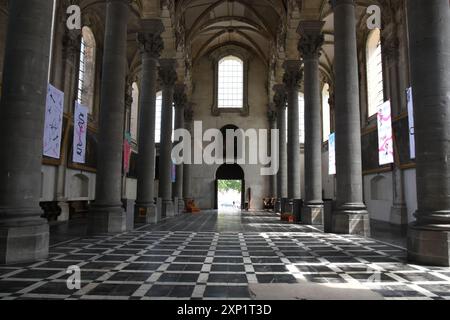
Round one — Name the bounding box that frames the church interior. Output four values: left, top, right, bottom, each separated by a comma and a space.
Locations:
0, 0, 449, 301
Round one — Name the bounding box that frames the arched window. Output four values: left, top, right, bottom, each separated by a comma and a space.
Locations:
77, 26, 96, 114
285, 93, 305, 144
218, 56, 244, 109
366, 28, 384, 117
130, 82, 139, 141
155, 91, 175, 143
322, 83, 331, 142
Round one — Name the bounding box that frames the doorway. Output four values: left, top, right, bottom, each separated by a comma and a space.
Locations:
214, 164, 245, 210
217, 180, 242, 211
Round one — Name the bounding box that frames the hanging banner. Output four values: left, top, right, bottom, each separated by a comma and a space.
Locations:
328, 133, 336, 175
377, 100, 394, 165
406, 87, 416, 159
123, 133, 132, 174
43, 84, 64, 159
72, 102, 89, 164
171, 163, 177, 183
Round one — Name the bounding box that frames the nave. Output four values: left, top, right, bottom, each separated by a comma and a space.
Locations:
1, 211, 449, 300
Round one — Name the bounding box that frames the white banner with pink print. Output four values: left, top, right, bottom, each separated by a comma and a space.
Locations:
377, 100, 394, 165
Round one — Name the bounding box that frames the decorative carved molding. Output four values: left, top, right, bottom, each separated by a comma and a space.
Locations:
184, 104, 194, 122
137, 19, 165, 59
174, 84, 188, 109
273, 84, 287, 110
283, 60, 303, 90
297, 21, 325, 60
158, 59, 178, 88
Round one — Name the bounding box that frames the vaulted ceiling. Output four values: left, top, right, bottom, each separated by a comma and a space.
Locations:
175, 0, 288, 63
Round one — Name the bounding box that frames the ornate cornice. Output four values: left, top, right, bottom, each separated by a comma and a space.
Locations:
273, 84, 287, 110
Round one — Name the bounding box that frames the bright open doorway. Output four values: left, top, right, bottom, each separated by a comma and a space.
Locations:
217, 180, 242, 211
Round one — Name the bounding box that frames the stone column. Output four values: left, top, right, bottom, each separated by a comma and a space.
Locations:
298, 21, 325, 225
183, 106, 194, 202
88, 0, 129, 234
330, 0, 370, 236
406, 0, 450, 266
135, 20, 164, 224
384, 35, 408, 226
173, 84, 187, 214
283, 60, 303, 218
0, 0, 53, 264
273, 85, 288, 213
268, 109, 278, 200
158, 59, 178, 218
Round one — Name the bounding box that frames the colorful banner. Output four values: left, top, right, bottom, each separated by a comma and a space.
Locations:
377, 100, 394, 165
123, 132, 132, 174
328, 133, 336, 175
73, 102, 89, 164
171, 164, 176, 183
406, 87, 416, 159
43, 84, 64, 159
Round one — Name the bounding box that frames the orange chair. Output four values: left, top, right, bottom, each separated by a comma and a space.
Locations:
186, 199, 201, 213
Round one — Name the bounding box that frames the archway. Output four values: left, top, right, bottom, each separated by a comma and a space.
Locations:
215, 163, 245, 210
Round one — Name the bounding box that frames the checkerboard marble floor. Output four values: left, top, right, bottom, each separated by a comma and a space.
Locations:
1, 211, 450, 300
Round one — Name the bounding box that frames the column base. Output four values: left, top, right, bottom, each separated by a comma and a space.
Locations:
302, 204, 324, 225
323, 200, 335, 233
390, 204, 409, 225
275, 199, 281, 213
407, 225, 450, 267
331, 208, 371, 236
280, 198, 290, 214
135, 202, 158, 224
162, 200, 174, 218
0, 222, 49, 265
292, 199, 303, 222
88, 204, 126, 234
177, 198, 185, 214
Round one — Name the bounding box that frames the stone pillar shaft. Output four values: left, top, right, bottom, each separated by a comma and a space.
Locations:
331, 0, 369, 235
173, 84, 187, 200
298, 21, 325, 225
407, 0, 450, 266
89, 0, 129, 233
158, 59, 177, 217
135, 20, 164, 224
268, 110, 278, 198
298, 21, 325, 206
273, 85, 288, 201
0, 0, 53, 264
283, 61, 302, 200
183, 107, 194, 200
303, 58, 322, 204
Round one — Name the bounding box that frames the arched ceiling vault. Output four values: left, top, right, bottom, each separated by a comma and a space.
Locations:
175, 0, 288, 63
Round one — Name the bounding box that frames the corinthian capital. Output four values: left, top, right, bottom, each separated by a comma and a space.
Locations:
158, 59, 178, 88
137, 19, 165, 59
282, 60, 303, 90
297, 21, 325, 60
273, 84, 287, 109
174, 84, 188, 109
